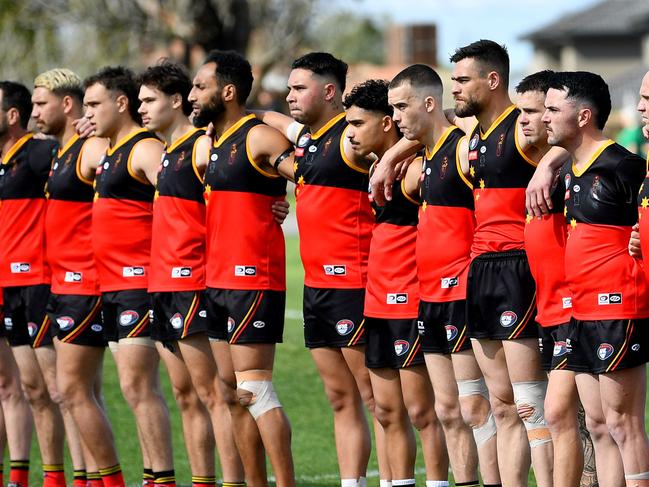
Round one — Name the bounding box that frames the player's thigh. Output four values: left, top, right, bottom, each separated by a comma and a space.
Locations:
451, 348, 484, 382
369, 367, 405, 414
471, 338, 514, 403
312, 347, 362, 402
502, 337, 545, 382
229, 343, 276, 372
399, 364, 435, 409
599, 365, 647, 420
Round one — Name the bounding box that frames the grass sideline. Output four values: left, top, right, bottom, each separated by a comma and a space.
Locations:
15, 234, 546, 486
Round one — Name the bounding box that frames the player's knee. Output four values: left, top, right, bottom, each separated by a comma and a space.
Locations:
171, 382, 200, 412
235, 370, 282, 420
583, 412, 608, 442
543, 394, 570, 431
513, 381, 552, 448
603, 408, 639, 446
457, 378, 497, 446
119, 374, 160, 408
434, 397, 464, 428
408, 401, 436, 431
374, 399, 405, 428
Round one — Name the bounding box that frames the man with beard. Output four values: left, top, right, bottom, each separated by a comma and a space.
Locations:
31, 68, 122, 487
0, 80, 70, 487
84, 66, 175, 487
257, 52, 390, 487
0, 81, 46, 487
138, 60, 246, 487
188, 50, 295, 487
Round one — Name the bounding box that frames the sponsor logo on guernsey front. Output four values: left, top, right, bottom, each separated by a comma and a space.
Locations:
597, 343, 614, 360
335, 319, 354, 336
499, 310, 517, 328
324, 265, 346, 276
28, 322, 38, 337
441, 277, 459, 289
170, 313, 184, 330
553, 341, 569, 357
387, 293, 408, 304
64, 271, 83, 283
234, 265, 257, 277
171, 267, 192, 278
10, 262, 31, 274
598, 293, 622, 305
445, 325, 458, 341
562, 297, 572, 309
56, 316, 75, 331
122, 266, 145, 277
119, 310, 139, 327
394, 339, 410, 356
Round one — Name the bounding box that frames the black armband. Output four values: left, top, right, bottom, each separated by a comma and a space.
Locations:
273, 148, 294, 170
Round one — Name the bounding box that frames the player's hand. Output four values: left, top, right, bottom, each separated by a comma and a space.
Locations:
205, 122, 215, 138
394, 154, 416, 181
526, 163, 555, 217
369, 161, 395, 205
629, 223, 642, 259
643, 125, 649, 140
73, 117, 95, 138
271, 199, 290, 224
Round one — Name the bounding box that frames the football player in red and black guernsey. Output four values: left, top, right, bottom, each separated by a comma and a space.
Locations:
543, 71, 649, 486
387, 64, 504, 487
257, 52, 388, 486
344, 77, 449, 487
636, 71, 649, 270
517, 70, 605, 487
83, 67, 175, 487
188, 50, 295, 487
445, 40, 559, 487
32, 68, 123, 487
137, 60, 245, 487
0, 80, 67, 487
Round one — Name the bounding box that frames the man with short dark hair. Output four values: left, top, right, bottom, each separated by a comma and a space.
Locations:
84, 66, 175, 487
544, 70, 649, 487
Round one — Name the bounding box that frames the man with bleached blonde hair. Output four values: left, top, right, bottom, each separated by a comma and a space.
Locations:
32, 68, 125, 487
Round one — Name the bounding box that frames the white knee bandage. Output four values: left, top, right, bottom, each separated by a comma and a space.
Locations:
512, 381, 551, 448
457, 378, 496, 446
626, 472, 649, 480
236, 370, 282, 419
457, 378, 489, 400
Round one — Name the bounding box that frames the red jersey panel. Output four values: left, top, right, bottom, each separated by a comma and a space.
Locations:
365, 173, 420, 319
563, 141, 649, 320
0, 133, 55, 287
295, 113, 373, 289
524, 173, 572, 326
150, 128, 206, 292
470, 105, 538, 257
92, 129, 158, 292
417, 126, 474, 302
204, 115, 286, 291
45, 134, 99, 295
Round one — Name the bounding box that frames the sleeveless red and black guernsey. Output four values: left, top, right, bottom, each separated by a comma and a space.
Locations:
469, 105, 538, 257
92, 129, 157, 292
365, 159, 421, 319
150, 128, 206, 293
45, 134, 99, 295
294, 113, 373, 289
0, 133, 56, 287
524, 170, 572, 327
204, 114, 286, 290
637, 154, 649, 269
418, 126, 474, 302
562, 141, 649, 320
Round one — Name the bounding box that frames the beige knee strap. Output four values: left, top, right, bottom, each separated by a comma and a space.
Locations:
235, 369, 282, 419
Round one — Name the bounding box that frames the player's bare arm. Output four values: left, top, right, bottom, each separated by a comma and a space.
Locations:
193, 134, 212, 178
130, 137, 164, 185
444, 108, 477, 135
79, 136, 108, 181
252, 110, 303, 145
369, 136, 423, 205
402, 155, 423, 199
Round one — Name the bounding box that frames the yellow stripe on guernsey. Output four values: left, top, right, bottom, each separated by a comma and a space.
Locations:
2, 133, 33, 164
480, 104, 517, 140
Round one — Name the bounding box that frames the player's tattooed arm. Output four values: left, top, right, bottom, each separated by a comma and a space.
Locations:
250, 110, 303, 146
130, 138, 164, 186
79, 137, 109, 182
369, 136, 423, 205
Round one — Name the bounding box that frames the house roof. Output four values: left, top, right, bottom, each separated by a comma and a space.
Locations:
523, 0, 649, 43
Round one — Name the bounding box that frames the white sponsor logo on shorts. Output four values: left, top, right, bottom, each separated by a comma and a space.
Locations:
4, 317, 12, 330
91, 324, 103, 332
253, 320, 266, 329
